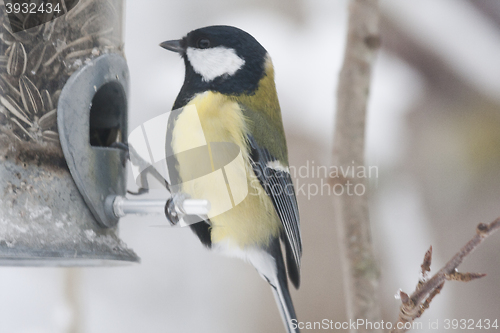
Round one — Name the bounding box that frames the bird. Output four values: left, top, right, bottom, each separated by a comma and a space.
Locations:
160, 25, 302, 333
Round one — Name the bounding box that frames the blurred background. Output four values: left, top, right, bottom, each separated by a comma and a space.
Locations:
1, 0, 500, 332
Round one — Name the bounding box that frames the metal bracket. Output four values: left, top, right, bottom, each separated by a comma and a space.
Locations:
106, 194, 210, 226
57, 53, 129, 228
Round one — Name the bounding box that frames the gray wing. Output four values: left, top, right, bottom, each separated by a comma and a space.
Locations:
247, 135, 302, 288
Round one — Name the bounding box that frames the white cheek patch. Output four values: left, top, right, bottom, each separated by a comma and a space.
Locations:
186, 46, 245, 82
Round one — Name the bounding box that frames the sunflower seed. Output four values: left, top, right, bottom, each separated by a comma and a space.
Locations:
1, 0, 125, 145
0, 81, 6, 96
65, 48, 93, 60
27, 42, 47, 75
0, 74, 21, 100
49, 90, 60, 107
38, 108, 57, 130
19, 75, 44, 115
95, 26, 114, 37
23, 13, 45, 34
39, 42, 57, 66
43, 20, 57, 41
0, 31, 15, 45
41, 89, 53, 112
43, 1, 57, 22
11, 132, 23, 141
0, 55, 7, 68
60, 0, 68, 13
0, 95, 31, 126
28, 125, 40, 133
7, 42, 27, 77
2, 22, 31, 44
63, 35, 94, 52
7, 16, 25, 34
42, 45, 62, 67
11, 117, 35, 140
96, 36, 116, 47
42, 130, 59, 143
4, 44, 12, 56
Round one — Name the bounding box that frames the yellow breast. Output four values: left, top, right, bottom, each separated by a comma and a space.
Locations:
170, 91, 281, 248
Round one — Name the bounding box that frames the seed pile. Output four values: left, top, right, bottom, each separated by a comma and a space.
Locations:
0, 0, 123, 145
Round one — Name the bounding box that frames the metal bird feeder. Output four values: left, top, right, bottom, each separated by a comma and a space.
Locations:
0, 0, 139, 265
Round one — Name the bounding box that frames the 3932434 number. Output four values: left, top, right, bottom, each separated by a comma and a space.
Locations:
4, 1, 61, 14
444, 319, 499, 330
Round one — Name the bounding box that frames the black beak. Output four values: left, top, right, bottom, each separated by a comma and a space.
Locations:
160, 39, 184, 53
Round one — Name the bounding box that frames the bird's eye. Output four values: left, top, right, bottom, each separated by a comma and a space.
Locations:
197, 38, 210, 49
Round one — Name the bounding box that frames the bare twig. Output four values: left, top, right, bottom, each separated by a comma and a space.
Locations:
332, 0, 381, 332
415, 246, 433, 291
391, 218, 500, 333
420, 246, 432, 276
417, 281, 444, 318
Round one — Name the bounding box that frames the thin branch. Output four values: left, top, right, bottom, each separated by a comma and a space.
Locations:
420, 246, 432, 276
332, 0, 381, 332
391, 218, 500, 333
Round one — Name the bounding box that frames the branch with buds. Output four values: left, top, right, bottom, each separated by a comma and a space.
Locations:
391, 218, 500, 333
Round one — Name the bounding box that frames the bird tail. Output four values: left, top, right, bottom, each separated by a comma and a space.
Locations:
269, 237, 300, 333
270, 277, 300, 333
245, 238, 300, 333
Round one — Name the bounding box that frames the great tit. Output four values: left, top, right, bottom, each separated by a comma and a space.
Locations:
160, 25, 302, 333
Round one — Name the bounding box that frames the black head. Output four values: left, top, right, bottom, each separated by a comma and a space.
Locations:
160, 26, 269, 109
